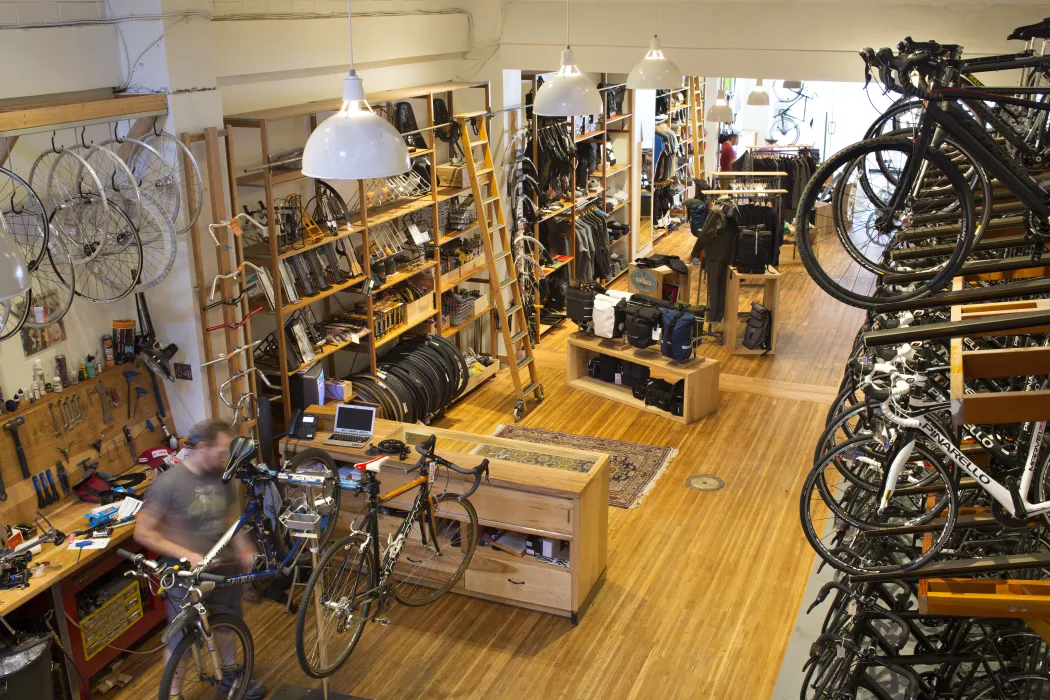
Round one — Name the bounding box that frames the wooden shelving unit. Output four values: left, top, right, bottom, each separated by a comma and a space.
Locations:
223, 81, 494, 426
688, 76, 708, 179
522, 72, 635, 344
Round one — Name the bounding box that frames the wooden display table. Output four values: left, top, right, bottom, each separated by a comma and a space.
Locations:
565, 333, 719, 424
627, 263, 700, 306
724, 265, 781, 355
286, 415, 609, 624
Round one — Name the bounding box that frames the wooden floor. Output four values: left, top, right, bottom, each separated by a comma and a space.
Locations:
109, 229, 864, 700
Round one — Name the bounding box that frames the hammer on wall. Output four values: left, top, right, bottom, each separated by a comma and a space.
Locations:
3, 416, 30, 479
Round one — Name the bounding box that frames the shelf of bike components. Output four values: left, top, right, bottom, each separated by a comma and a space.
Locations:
522, 73, 637, 344
565, 333, 720, 424
723, 265, 781, 355
286, 414, 610, 623
223, 81, 493, 427
0, 358, 173, 528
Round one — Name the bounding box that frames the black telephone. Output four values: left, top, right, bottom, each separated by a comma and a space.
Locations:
288, 409, 317, 440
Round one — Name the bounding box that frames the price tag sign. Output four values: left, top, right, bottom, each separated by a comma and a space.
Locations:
228, 217, 243, 236
427, 461, 436, 485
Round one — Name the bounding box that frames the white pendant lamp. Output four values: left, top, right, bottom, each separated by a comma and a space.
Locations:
627, 37, 682, 90
301, 0, 410, 180
783, 79, 803, 90
747, 79, 770, 106
627, 1, 682, 90
0, 218, 28, 305
706, 89, 733, 122
534, 0, 602, 116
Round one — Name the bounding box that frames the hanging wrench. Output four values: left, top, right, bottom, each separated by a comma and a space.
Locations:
59, 398, 71, 430
74, 395, 85, 424
48, 403, 62, 437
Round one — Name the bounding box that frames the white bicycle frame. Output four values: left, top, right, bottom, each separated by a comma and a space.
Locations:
883, 405, 1049, 519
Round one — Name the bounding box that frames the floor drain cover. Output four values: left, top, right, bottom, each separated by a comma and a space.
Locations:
686, 475, 724, 491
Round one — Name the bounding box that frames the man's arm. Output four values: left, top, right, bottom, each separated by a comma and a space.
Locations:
134, 507, 204, 566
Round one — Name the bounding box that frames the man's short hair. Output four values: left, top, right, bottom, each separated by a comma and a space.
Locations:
187, 419, 233, 446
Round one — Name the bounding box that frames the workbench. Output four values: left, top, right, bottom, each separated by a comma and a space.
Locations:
0, 495, 164, 700
285, 413, 610, 623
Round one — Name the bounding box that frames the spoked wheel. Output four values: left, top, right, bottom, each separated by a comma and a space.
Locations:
295, 534, 375, 679
796, 136, 974, 309
158, 612, 254, 700
391, 493, 479, 606
141, 131, 203, 234
18, 234, 75, 328
115, 137, 182, 232
75, 143, 143, 229
0, 292, 29, 341
276, 447, 342, 559
799, 435, 957, 576
768, 116, 801, 146
52, 198, 142, 302
133, 194, 177, 292
965, 673, 1050, 699
0, 166, 50, 268
46, 149, 108, 260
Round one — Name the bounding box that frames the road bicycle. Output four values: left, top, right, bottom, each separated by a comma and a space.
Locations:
119, 548, 255, 700
767, 80, 816, 145
294, 434, 488, 678
795, 37, 1050, 310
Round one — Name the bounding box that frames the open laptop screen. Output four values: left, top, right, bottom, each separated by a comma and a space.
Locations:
334, 404, 376, 434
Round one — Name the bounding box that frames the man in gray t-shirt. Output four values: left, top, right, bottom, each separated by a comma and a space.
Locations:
135, 419, 265, 700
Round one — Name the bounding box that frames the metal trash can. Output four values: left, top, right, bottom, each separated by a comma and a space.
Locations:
0, 635, 54, 700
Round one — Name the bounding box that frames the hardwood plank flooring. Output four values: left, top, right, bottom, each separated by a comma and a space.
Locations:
108, 227, 863, 700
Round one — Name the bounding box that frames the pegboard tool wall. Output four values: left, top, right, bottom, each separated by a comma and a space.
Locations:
0, 360, 172, 527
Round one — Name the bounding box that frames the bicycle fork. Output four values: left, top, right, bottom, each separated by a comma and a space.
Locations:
191, 605, 231, 688
879, 439, 917, 514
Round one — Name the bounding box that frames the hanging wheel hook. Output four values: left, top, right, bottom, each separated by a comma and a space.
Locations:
152, 117, 161, 137
51, 132, 58, 154
80, 127, 89, 149
113, 121, 121, 143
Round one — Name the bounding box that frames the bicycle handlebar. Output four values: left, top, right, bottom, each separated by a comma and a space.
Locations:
406, 435, 490, 500
117, 548, 227, 587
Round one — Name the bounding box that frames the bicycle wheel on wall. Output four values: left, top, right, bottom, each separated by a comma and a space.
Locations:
796, 136, 975, 309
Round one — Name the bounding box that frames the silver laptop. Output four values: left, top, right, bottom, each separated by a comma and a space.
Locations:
322, 404, 377, 449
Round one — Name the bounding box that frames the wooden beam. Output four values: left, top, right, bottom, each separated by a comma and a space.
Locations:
0, 136, 17, 167
0, 94, 167, 136
955, 389, 1050, 425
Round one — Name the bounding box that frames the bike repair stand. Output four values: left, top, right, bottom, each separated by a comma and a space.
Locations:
271, 512, 369, 700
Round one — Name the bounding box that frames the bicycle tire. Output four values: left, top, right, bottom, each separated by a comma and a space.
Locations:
158, 612, 254, 700
283, 447, 342, 552
965, 672, 1050, 699
295, 533, 374, 679
796, 136, 974, 310
392, 493, 479, 607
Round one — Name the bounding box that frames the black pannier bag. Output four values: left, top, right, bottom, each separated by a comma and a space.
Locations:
625, 304, 663, 349
734, 226, 773, 274
567, 286, 597, 327
742, 302, 773, 352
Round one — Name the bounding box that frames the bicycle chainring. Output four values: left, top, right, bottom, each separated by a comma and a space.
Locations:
1024, 209, 1050, 242
991, 499, 1037, 528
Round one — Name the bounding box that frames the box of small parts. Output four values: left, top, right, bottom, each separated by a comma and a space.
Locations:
79, 577, 143, 661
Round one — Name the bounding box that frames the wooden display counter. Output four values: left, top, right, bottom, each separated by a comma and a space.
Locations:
724, 265, 781, 355
565, 332, 719, 424
285, 413, 609, 624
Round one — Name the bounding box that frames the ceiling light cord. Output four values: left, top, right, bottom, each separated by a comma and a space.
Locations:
347, 0, 355, 71
565, 0, 569, 49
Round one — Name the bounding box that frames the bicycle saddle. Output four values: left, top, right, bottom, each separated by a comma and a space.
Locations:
221, 436, 258, 483
1009, 17, 1050, 41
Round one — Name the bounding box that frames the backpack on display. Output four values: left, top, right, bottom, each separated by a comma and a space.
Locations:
592, 294, 626, 339
670, 379, 685, 416
599, 354, 621, 383
644, 379, 674, 411
567, 286, 598, 327
625, 304, 663, 349
659, 308, 696, 362
742, 302, 773, 352
622, 361, 650, 396
734, 226, 773, 274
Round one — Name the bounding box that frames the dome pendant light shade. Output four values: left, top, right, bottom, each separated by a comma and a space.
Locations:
783, 79, 803, 90
706, 88, 733, 122
747, 79, 770, 106
0, 224, 29, 304
302, 72, 411, 180
627, 36, 682, 89
534, 48, 603, 117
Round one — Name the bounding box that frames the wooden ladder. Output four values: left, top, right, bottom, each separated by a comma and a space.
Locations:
456, 114, 543, 421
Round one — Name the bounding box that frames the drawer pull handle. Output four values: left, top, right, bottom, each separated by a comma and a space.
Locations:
508, 578, 525, 585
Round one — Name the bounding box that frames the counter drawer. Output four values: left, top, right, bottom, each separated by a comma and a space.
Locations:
465, 551, 571, 610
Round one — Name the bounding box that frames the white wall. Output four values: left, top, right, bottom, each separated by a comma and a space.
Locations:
501, 1, 1050, 83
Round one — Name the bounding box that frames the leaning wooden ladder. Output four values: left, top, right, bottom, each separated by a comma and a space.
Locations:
456, 114, 543, 421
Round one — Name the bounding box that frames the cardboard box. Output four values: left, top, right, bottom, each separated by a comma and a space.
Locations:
325, 379, 353, 402
813, 201, 834, 237
437, 164, 469, 188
